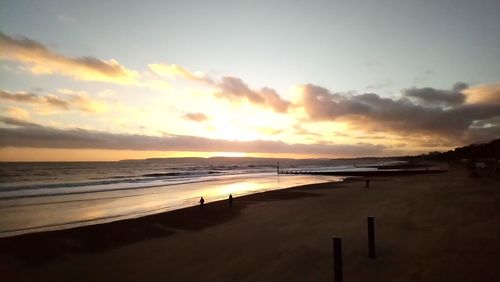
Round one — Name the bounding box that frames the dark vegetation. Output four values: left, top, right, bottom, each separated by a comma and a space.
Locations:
418, 139, 500, 161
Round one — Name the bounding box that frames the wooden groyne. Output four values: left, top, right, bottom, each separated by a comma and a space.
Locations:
278, 169, 447, 177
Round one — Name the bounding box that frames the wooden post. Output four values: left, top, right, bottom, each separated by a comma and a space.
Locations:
333, 237, 343, 282
368, 216, 376, 259
277, 161, 279, 175
365, 179, 370, 188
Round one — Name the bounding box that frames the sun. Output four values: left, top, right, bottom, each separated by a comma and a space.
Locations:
211, 152, 247, 157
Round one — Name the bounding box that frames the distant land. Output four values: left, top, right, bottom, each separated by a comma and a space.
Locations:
119, 138, 500, 164
118, 156, 404, 166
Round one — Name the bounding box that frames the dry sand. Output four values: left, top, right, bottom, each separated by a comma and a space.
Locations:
1, 165, 499, 281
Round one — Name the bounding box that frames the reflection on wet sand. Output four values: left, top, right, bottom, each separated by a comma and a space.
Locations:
0, 174, 341, 237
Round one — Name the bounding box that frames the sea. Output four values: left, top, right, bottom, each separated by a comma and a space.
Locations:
0, 157, 395, 237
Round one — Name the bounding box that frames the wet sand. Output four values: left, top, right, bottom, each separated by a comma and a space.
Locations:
1, 165, 499, 281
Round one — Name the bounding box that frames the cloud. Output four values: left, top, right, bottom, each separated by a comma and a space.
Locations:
0, 31, 138, 84
44, 94, 71, 109
463, 125, 500, 144
216, 76, 291, 113
0, 89, 70, 111
404, 82, 466, 107
0, 116, 40, 127
0, 89, 107, 113
0, 29, 289, 113
217, 76, 264, 104
299, 84, 370, 119
148, 63, 209, 82
0, 122, 386, 157
184, 112, 208, 122
148, 63, 290, 113
463, 83, 500, 105
0, 89, 40, 103
297, 83, 500, 143
5, 106, 31, 121
57, 89, 108, 113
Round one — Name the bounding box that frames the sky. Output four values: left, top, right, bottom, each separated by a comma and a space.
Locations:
0, 0, 499, 161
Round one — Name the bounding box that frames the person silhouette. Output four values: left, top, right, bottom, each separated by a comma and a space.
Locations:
229, 194, 233, 207
199, 197, 205, 208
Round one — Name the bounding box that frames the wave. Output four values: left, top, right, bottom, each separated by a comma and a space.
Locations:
0, 172, 276, 200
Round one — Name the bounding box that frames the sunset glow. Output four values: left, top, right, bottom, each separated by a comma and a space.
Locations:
1, 1, 499, 161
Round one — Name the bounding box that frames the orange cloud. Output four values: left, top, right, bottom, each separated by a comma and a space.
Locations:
0, 88, 108, 114
184, 112, 208, 122
0, 32, 138, 84
148, 63, 290, 113
57, 89, 108, 113
6, 106, 30, 121
464, 83, 500, 105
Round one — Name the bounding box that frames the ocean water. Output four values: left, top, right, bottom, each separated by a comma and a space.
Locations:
0, 158, 385, 237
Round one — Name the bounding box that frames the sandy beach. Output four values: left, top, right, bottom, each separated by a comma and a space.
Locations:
1, 164, 499, 282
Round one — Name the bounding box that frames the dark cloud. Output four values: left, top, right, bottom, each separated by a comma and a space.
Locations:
0, 117, 41, 127
216, 76, 291, 113
217, 77, 264, 104
299, 83, 500, 143
184, 112, 208, 122
0, 89, 70, 109
0, 32, 45, 51
0, 122, 385, 157
404, 83, 467, 107
452, 82, 468, 92
0, 90, 40, 103
300, 84, 370, 119
260, 87, 291, 113
463, 126, 500, 144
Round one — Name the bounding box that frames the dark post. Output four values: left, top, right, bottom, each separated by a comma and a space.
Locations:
333, 237, 343, 282
365, 179, 370, 188
229, 194, 233, 207
368, 216, 376, 259
277, 161, 279, 175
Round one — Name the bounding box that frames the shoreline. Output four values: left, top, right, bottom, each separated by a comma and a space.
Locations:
0, 173, 343, 238
1, 166, 499, 281
0, 179, 350, 271
0, 179, 347, 239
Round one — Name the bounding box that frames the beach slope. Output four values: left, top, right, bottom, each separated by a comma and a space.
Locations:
1, 166, 499, 281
